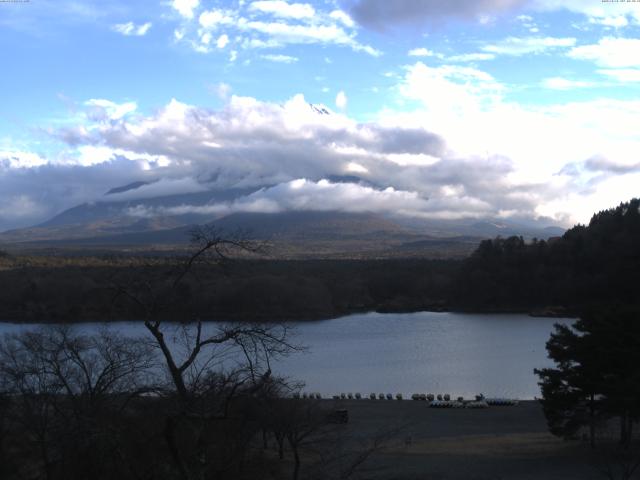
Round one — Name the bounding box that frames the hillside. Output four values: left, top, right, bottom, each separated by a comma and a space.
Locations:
454, 198, 640, 313
0, 180, 564, 258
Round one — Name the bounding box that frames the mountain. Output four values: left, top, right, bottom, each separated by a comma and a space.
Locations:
212, 211, 408, 240
393, 217, 565, 239
0, 180, 565, 258
37, 188, 257, 229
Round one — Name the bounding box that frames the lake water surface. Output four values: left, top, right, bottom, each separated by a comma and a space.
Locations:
0, 312, 573, 399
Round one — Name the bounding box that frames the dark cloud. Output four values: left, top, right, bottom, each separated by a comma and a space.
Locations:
0, 157, 150, 230
0, 96, 554, 231
559, 155, 640, 186
555, 155, 640, 199
342, 0, 529, 30
584, 156, 640, 175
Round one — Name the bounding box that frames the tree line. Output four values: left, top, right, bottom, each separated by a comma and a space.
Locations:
0, 227, 394, 480
455, 198, 640, 313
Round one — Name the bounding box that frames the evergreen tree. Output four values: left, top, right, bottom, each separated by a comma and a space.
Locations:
536, 308, 640, 447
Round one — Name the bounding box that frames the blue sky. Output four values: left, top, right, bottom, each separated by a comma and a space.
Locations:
1, 0, 640, 230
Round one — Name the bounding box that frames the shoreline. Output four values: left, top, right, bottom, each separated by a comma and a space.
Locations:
308, 399, 598, 479
0, 306, 578, 325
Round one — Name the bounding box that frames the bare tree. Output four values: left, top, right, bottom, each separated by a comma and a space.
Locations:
110, 226, 302, 480
0, 326, 156, 480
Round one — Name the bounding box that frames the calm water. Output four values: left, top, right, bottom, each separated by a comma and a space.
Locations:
0, 312, 573, 399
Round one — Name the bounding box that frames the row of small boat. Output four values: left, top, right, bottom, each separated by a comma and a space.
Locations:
292, 392, 518, 406
430, 400, 488, 409
429, 398, 519, 408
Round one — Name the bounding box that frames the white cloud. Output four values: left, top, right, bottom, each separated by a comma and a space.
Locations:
131, 179, 435, 218
335, 90, 348, 109
261, 54, 298, 63
597, 69, 640, 83
200, 31, 212, 46
482, 36, 576, 56
211, 82, 232, 100
241, 20, 351, 47
172, 0, 200, 19
199, 8, 235, 29
533, 0, 640, 25
392, 60, 640, 222
408, 47, 436, 57
590, 15, 629, 28
8, 73, 640, 231
28, 93, 534, 226
84, 98, 137, 120
249, 1, 316, 20
0, 150, 48, 169
568, 37, 640, 68
111, 22, 152, 36
447, 52, 496, 62
399, 62, 503, 117
216, 33, 229, 49
329, 9, 355, 27
541, 77, 595, 90
174, 29, 185, 41
169, 2, 379, 57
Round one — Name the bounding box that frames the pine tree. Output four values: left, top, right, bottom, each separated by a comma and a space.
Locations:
536, 308, 640, 447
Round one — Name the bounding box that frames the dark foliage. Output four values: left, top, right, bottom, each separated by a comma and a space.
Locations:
0, 258, 458, 323
455, 198, 640, 312
535, 308, 640, 448
0, 325, 394, 480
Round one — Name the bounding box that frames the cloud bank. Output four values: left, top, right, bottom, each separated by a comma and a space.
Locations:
0, 90, 553, 231
4, 53, 640, 232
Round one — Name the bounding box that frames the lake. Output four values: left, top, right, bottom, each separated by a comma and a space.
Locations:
0, 312, 573, 399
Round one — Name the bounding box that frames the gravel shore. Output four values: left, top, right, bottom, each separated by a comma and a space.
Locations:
325, 399, 601, 479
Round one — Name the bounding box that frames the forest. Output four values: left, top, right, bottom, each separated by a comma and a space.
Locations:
454, 198, 640, 315
0, 198, 639, 323
1, 199, 640, 479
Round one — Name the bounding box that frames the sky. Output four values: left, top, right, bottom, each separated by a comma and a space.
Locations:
1, 0, 640, 231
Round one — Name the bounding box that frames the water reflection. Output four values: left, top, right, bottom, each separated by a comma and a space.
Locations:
0, 312, 573, 399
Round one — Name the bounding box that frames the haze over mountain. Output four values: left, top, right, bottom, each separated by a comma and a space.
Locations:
0, 173, 564, 257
